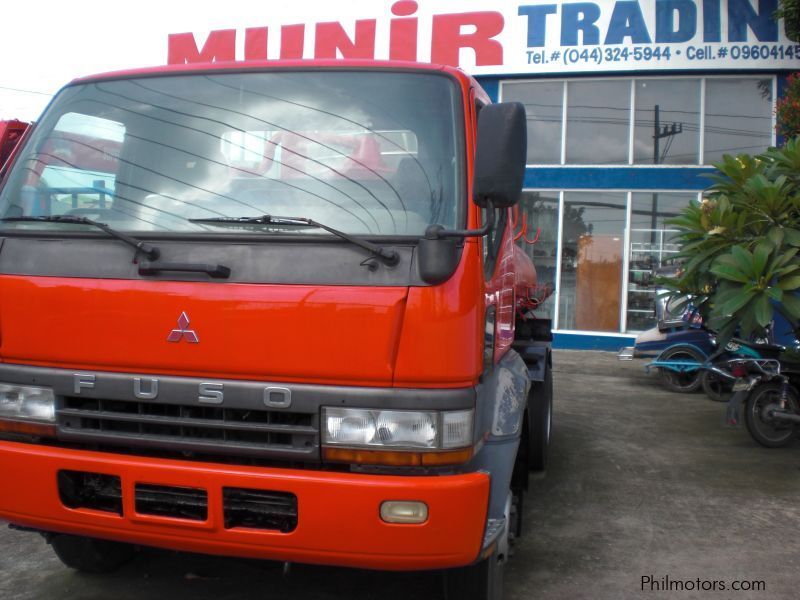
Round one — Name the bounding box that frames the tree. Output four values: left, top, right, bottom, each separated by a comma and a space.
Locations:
776, 0, 800, 41
664, 141, 800, 343
776, 73, 800, 139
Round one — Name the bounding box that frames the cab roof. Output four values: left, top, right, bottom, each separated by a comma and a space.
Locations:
71, 59, 480, 90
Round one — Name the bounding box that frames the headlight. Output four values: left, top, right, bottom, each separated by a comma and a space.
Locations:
322, 407, 473, 450
0, 383, 56, 423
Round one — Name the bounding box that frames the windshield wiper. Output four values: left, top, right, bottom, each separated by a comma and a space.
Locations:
1, 215, 160, 261
190, 215, 400, 267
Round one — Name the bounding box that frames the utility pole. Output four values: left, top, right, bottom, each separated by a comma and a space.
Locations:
652, 104, 683, 165
650, 104, 684, 244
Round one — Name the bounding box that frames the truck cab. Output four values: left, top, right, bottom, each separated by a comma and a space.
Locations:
0, 61, 552, 600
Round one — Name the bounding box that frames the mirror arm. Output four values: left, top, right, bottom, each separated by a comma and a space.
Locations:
424, 199, 495, 240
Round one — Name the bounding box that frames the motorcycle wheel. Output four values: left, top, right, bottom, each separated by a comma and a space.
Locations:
744, 383, 800, 448
700, 370, 733, 402
656, 345, 705, 393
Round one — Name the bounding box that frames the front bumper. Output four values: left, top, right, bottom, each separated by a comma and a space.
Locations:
0, 441, 489, 570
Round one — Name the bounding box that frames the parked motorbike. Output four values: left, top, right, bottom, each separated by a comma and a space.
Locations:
623, 301, 779, 399
646, 337, 769, 396
718, 358, 800, 448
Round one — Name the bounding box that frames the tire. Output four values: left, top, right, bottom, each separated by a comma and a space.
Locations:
744, 383, 800, 448
528, 364, 553, 472
656, 345, 705, 393
443, 493, 510, 600
701, 370, 733, 402
50, 534, 138, 573
443, 549, 503, 600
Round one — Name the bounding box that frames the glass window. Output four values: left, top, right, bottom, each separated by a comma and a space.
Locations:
634, 79, 701, 165
626, 192, 697, 332
503, 75, 777, 168
5, 112, 122, 217
516, 191, 560, 320
558, 192, 627, 332
0, 71, 463, 236
704, 78, 773, 164
565, 80, 630, 164
503, 81, 563, 164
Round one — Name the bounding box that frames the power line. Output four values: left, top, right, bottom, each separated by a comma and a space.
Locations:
0, 84, 52, 96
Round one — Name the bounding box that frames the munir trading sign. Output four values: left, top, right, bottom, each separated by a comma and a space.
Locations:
167, 0, 800, 74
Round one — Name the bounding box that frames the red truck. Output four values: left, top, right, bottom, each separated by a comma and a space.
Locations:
0, 60, 552, 600
0, 120, 30, 171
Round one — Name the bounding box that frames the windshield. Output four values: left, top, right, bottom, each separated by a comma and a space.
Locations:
0, 70, 464, 236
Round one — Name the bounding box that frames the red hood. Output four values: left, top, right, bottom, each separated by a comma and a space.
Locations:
0, 275, 408, 386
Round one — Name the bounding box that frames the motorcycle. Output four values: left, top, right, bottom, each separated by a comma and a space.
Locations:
646, 337, 770, 397
718, 358, 800, 448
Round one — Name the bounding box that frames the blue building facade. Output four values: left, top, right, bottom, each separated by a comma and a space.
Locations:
474, 68, 790, 350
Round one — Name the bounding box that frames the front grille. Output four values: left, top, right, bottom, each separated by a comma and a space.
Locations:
223, 487, 298, 532
135, 483, 208, 521
57, 470, 123, 515
57, 397, 318, 461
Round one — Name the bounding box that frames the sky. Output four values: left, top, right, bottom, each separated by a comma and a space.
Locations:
0, 0, 392, 121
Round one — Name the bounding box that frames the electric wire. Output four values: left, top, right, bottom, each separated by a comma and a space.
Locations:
0, 84, 53, 96
88, 86, 382, 232
79, 92, 379, 232
128, 79, 403, 232
205, 75, 421, 222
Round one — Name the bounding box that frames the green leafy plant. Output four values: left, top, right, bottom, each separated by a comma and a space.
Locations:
776, 73, 800, 138
776, 0, 800, 41
663, 140, 800, 343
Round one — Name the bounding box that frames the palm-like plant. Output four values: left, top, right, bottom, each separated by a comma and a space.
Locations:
663, 140, 800, 343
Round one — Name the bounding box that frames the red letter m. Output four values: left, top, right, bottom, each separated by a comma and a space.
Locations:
168, 30, 236, 64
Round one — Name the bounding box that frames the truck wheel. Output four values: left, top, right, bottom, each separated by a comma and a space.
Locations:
50, 534, 138, 573
528, 365, 552, 471
442, 492, 511, 600
744, 383, 799, 448
656, 345, 705, 393
442, 549, 503, 600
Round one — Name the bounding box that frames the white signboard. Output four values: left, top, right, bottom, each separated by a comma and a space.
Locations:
1, 0, 798, 121
167, 0, 800, 76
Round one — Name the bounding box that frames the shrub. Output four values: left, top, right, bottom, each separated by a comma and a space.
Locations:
664, 140, 800, 342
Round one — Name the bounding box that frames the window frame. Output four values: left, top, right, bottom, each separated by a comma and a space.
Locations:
499, 75, 777, 168
519, 187, 703, 335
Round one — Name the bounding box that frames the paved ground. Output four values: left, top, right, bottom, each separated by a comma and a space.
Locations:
1, 350, 799, 600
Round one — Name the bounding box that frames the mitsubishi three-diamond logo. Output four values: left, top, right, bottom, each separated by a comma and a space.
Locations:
167, 312, 199, 343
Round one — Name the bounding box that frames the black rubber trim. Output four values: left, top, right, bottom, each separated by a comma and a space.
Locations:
0, 236, 433, 286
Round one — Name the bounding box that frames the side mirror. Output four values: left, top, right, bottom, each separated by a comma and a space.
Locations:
0, 120, 30, 174
473, 103, 527, 209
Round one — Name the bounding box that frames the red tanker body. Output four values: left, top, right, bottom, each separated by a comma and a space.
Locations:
513, 245, 537, 303
0, 120, 30, 171
0, 60, 552, 600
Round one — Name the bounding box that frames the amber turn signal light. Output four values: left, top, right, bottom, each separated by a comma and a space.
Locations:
323, 446, 472, 467
0, 420, 57, 437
